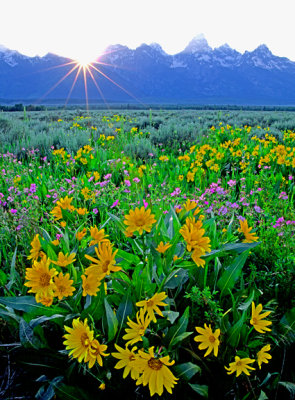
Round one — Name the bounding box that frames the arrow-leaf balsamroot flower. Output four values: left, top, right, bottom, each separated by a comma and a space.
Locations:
112, 344, 141, 380
238, 219, 259, 243
194, 323, 220, 357
225, 356, 255, 377
124, 206, 156, 236
63, 318, 94, 363
122, 308, 151, 346
136, 292, 168, 322
250, 302, 272, 333
134, 347, 178, 397
257, 344, 272, 369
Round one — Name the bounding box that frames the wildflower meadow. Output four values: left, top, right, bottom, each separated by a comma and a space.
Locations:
0, 109, 294, 399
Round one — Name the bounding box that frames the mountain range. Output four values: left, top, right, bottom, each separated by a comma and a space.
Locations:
1, 34, 295, 105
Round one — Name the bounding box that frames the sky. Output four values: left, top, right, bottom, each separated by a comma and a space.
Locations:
1, 0, 295, 63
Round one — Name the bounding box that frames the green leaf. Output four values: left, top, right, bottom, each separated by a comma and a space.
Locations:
19, 318, 41, 349
217, 251, 249, 296
116, 249, 141, 268
258, 390, 268, 400
29, 314, 64, 329
227, 313, 245, 347
278, 382, 295, 397
189, 383, 208, 398
0, 296, 67, 317
238, 290, 255, 311
7, 246, 19, 290
164, 268, 188, 290
104, 298, 118, 341
162, 310, 179, 324
116, 291, 133, 336
174, 362, 201, 381
170, 331, 193, 346
279, 307, 295, 344
40, 228, 52, 243
0, 308, 20, 322
0, 269, 7, 286
165, 306, 190, 348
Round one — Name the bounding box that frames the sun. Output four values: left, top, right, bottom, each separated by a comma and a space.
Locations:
75, 55, 97, 68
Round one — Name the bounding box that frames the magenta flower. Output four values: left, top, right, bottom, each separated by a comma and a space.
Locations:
111, 200, 119, 208
9, 209, 17, 214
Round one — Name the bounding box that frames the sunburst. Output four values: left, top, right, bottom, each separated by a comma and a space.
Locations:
36, 49, 145, 109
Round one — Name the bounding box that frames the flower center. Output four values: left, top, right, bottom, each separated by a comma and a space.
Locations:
80, 332, 90, 347
208, 335, 216, 343
129, 355, 136, 361
138, 325, 146, 335
236, 361, 242, 366
146, 299, 154, 308
135, 217, 145, 227
148, 358, 163, 370
58, 284, 66, 293
39, 273, 51, 287
252, 317, 258, 325
102, 260, 111, 272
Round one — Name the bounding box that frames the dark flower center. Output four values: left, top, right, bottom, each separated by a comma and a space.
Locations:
39, 273, 51, 287
148, 358, 163, 371
80, 332, 90, 347
208, 335, 216, 343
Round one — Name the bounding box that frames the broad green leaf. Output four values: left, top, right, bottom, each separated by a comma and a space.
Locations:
279, 307, 295, 344
104, 298, 118, 341
174, 362, 201, 381
227, 313, 245, 347
162, 310, 179, 324
217, 251, 249, 296
238, 290, 255, 311
7, 246, 19, 290
258, 390, 268, 400
164, 268, 188, 290
0, 308, 20, 322
0, 269, 7, 285
29, 314, 64, 329
278, 382, 295, 397
189, 383, 208, 398
116, 291, 133, 335
0, 296, 67, 317
165, 306, 190, 348
170, 331, 193, 346
116, 249, 141, 268
19, 318, 41, 349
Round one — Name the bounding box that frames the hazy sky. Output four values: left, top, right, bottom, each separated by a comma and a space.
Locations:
1, 0, 294, 62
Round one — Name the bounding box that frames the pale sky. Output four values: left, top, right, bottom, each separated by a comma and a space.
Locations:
1, 0, 294, 63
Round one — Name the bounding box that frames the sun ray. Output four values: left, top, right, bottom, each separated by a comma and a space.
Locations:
37, 64, 79, 103
86, 65, 110, 110
90, 64, 146, 106
64, 65, 83, 107
82, 66, 89, 112
36, 52, 147, 108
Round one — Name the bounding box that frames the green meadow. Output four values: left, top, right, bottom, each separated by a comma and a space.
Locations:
0, 109, 294, 399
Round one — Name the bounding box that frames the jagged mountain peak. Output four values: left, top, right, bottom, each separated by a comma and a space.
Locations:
183, 34, 212, 54
251, 44, 273, 55
0, 44, 9, 52
149, 42, 167, 55
1, 38, 295, 104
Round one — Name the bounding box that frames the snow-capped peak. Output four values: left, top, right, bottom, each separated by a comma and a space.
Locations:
183, 34, 212, 54
149, 42, 167, 55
